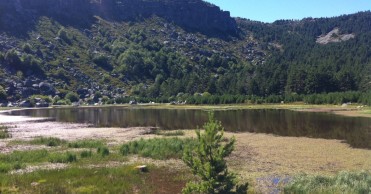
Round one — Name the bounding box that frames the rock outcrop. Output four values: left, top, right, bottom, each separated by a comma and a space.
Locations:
316, 28, 355, 44
0, 0, 238, 37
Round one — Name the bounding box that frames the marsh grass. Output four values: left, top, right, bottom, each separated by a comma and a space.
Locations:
155, 130, 185, 136
48, 152, 77, 163
68, 139, 105, 148
0, 166, 149, 193
97, 146, 110, 157
0, 126, 10, 139
80, 150, 93, 158
284, 171, 371, 194
30, 137, 66, 147
120, 138, 196, 160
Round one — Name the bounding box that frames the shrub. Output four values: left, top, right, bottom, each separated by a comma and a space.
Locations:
93, 55, 112, 70
65, 92, 79, 103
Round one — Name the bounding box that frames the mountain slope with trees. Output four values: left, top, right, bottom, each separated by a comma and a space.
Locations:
0, 0, 370, 106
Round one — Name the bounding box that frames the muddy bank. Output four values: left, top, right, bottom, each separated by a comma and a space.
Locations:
0, 112, 156, 154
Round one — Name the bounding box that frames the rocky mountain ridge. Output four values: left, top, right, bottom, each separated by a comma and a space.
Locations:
0, 0, 237, 37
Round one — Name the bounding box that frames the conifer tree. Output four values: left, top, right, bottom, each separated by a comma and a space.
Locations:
182, 112, 248, 194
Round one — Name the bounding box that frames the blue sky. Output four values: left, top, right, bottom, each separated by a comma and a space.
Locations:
204, 0, 371, 23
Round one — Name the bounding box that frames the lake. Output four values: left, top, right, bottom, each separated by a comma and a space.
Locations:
5, 107, 371, 149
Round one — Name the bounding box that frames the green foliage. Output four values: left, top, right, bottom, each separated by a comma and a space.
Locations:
120, 138, 196, 160
58, 28, 70, 42
284, 171, 371, 194
0, 126, 11, 139
22, 43, 33, 53
93, 54, 112, 70
182, 113, 247, 194
64, 92, 79, 102
48, 152, 77, 163
0, 150, 49, 165
0, 163, 12, 173
0, 86, 7, 101
155, 130, 185, 136
97, 146, 110, 157
0, 166, 157, 193
30, 137, 66, 147
30, 95, 52, 103
80, 150, 93, 158
68, 140, 104, 148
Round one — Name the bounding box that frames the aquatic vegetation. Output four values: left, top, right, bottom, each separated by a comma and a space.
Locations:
120, 138, 196, 160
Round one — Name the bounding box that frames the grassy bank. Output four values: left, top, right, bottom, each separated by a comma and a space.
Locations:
0, 166, 189, 194
284, 171, 371, 193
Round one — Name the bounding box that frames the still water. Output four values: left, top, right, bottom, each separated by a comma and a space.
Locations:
6, 107, 371, 149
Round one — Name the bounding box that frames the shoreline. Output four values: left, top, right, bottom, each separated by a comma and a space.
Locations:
1, 103, 370, 118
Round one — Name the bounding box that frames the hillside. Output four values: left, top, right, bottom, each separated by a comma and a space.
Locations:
0, 0, 370, 105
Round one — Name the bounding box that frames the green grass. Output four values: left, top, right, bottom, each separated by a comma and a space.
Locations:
0, 126, 11, 139
68, 139, 105, 148
155, 130, 185, 136
0, 166, 151, 193
120, 138, 196, 160
30, 137, 66, 147
48, 152, 78, 163
97, 146, 110, 157
284, 171, 371, 194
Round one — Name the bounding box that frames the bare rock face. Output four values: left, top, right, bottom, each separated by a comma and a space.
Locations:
316, 28, 355, 44
0, 0, 238, 37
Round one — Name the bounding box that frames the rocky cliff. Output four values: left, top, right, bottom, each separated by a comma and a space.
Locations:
0, 0, 238, 37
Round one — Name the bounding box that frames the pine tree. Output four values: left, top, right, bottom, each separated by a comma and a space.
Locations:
182, 112, 248, 194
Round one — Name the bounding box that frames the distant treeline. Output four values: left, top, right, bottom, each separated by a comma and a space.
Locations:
111, 91, 371, 106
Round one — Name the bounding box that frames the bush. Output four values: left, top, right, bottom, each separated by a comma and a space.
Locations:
120, 138, 196, 160
93, 55, 112, 70
284, 171, 371, 194
65, 92, 79, 103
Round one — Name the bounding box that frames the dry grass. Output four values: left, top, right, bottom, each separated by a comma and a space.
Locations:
180, 130, 371, 182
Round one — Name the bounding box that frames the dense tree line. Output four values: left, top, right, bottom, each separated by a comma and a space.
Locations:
240, 11, 371, 96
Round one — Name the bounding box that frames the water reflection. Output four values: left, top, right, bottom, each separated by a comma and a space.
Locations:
7, 107, 371, 149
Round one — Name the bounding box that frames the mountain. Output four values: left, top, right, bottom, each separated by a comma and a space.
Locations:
0, 0, 370, 105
